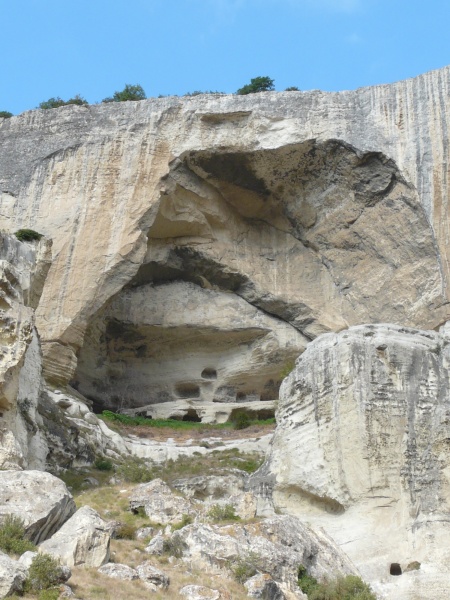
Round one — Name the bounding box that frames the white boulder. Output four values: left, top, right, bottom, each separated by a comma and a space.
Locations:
39, 505, 110, 567
0, 470, 75, 543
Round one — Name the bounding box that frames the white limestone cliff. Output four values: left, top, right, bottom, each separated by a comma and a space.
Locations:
1, 66, 449, 409
252, 323, 450, 599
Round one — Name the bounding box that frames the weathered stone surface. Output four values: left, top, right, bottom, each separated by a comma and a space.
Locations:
37, 386, 129, 470
0, 550, 27, 598
135, 526, 155, 541
144, 533, 164, 555
123, 400, 276, 425
244, 574, 287, 599
76, 281, 307, 411
17, 551, 38, 570
172, 473, 247, 500
98, 562, 138, 581
135, 561, 170, 590
1, 67, 449, 406
254, 323, 450, 599
0, 234, 51, 470
169, 515, 356, 591
59, 584, 76, 598
127, 432, 272, 465
39, 505, 110, 567
129, 478, 196, 525
179, 584, 221, 600
0, 470, 76, 543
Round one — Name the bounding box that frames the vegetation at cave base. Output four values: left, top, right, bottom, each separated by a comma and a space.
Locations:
100, 410, 275, 430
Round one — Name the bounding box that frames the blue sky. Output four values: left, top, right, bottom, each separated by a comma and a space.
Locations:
1, 0, 449, 114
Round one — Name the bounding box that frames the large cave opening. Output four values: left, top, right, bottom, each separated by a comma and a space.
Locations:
72, 139, 441, 416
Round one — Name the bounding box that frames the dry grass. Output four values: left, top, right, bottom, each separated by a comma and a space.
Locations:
69, 559, 250, 599
54, 447, 271, 600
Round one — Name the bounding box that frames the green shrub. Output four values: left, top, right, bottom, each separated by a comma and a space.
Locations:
0, 515, 36, 555
298, 565, 320, 596
25, 553, 62, 592
229, 553, 259, 583
0, 111, 13, 118
115, 522, 136, 540
38, 589, 60, 600
15, 229, 43, 242
102, 84, 146, 103
38, 95, 88, 109
117, 457, 154, 483
94, 457, 113, 471
207, 504, 239, 522
162, 535, 186, 558
172, 513, 193, 530
285, 86, 300, 91
236, 76, 275, 95
280, 360, 295, 379
297, 568, 377, 600
230, 410, 251, 430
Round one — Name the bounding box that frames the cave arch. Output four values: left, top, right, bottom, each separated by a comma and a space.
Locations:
72, 140, 444, 413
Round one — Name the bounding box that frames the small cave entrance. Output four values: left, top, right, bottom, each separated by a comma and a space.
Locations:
175, 383, 201, 399
182, 409, 202, 422
201, 368, 217, 380
390, 563, 402, 576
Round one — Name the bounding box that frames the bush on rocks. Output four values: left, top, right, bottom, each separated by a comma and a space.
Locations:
25, 553, 62, 592
0, 515, 36, 555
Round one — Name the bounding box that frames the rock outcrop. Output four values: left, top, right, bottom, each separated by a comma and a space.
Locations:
169, 515, 357, 592
39, 506, 111, 568
0, 470, 76, 543
1, 66, 450, 599
0, 233, 51, 469
253, 323, 450, 599
1, 66, 449, 414
129, 478, 196, 525
179, 585, 221, 600
0, 551, 27, 598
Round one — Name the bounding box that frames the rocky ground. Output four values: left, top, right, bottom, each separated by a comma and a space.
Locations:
106, 422, 276, 443
0, 428, 368, 600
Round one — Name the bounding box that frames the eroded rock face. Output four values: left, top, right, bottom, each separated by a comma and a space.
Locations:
98, 563, 138, 581
0, 551, 27, 599
135, 561, 170, 591
0, 234, 51, 469
170, 515, 357, 591
0, 68, 448, 408
39, 505, 111, 568
0, 470, 76, 543
179, 585, 221, 600
253, 323, 450, 599
129, 478, 196, 525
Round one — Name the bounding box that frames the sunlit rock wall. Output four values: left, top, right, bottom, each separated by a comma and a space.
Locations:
253, 323, 450, 599
0, 66, 449, 408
